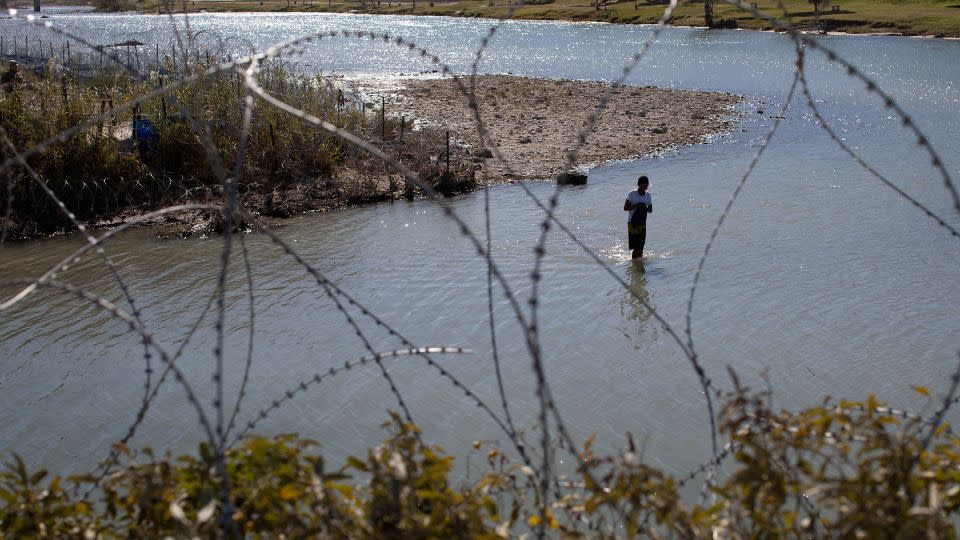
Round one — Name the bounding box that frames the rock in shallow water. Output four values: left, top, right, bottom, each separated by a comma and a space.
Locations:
557, 171, 588, 185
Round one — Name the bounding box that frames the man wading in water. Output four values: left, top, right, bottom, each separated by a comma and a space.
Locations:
624, 175, 652, 260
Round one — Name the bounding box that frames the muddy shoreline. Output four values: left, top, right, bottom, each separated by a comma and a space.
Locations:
5, 75, 741, 240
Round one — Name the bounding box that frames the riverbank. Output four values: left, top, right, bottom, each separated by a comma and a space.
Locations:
103, 0, 960, 39
0, 69, 739, 240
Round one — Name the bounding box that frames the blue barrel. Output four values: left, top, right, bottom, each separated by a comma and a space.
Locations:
133, 118, 157, 145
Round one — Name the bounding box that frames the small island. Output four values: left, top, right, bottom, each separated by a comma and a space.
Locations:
390, 75, 739, 182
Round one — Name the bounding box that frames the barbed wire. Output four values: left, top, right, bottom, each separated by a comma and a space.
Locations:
719, 0, 959, 212
918, 351, 960, 460
83, 273, 222, 498
0, 14, 556, 508
233, 35, 555, 471
681, 46, 803, 482
521, 0, 684, 509
6, 278, 217, 445
228, 215, 535, 471
793, 47, 960, 240
0, 1, 957, 533
484, 172, 518, 448
0, 118, 157, 388
230, 347, 471, 442
222, 233, 257, 444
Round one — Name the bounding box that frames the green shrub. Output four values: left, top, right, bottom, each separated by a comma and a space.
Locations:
3, 389, 958, 537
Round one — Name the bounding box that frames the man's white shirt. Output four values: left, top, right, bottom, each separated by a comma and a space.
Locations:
626, 190, 652, 223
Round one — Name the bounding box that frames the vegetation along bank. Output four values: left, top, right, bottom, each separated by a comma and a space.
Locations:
0, 60, 739, 240
4, 388, 960, 536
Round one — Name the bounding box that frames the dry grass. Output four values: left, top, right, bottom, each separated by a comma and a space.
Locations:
0, 59, 473, 239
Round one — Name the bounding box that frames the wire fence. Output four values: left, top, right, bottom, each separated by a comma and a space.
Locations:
0, 0, 958, 536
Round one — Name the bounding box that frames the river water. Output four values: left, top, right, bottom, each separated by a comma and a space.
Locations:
1, 11, 959, 482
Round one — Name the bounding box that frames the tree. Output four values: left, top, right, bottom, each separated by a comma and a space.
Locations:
809, 0, 830, 16
704, 0, 714, 28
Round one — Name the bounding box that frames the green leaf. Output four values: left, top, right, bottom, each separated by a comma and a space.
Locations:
13, 454, 28, 484
279, 484, 300, 501
29, 469, 48, 485
483, 496, 498, 519
199, 442, 213, 464
346, 456, 368, 472
584, 497, 600, 514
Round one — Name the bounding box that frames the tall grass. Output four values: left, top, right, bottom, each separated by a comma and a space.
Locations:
0, 58, 473, 238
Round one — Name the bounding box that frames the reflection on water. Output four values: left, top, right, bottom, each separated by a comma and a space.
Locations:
619, 261, 654, 345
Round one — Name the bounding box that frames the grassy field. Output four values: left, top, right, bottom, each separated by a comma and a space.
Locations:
127, 0, 960, 37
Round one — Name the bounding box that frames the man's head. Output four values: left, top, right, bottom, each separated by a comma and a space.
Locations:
637, 175, 649, 190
